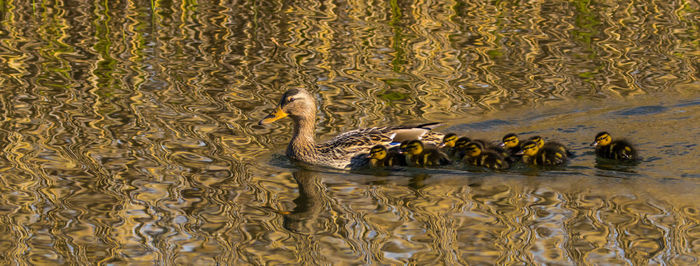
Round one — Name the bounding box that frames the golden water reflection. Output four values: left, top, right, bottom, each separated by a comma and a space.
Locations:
0, 0, 698, 264
277, 168, 698, 264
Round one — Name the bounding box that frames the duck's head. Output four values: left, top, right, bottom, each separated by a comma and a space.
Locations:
517, 140, 539, 157
440, 133, 458, 148
465, 142, 483, 157
500, 133, 519, 148
591, 132, 612, 147
528, 136, 545, 149
259, 88, 316, 125
405, 140, 424, 155
368, 145, 388, 160
454, 137, 471, 150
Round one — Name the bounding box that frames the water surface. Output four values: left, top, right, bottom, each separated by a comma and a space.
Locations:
0, 0, 698, 264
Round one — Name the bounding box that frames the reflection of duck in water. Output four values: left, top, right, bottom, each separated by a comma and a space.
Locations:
282, 169, 325, 234
259, 88, 443, 169
517, 140, 567, 167
591, 131, 638, 161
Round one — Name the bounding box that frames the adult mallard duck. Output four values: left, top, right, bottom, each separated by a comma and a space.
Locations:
591, 131, 638, 161
258, 88, 444, 169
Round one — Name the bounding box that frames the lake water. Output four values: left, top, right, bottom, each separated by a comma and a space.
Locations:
0, 0, 698, 264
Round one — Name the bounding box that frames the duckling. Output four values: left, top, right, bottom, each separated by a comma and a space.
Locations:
453, 137, 472, 159
404, 140, 451, 167
528, 135, 572, 157
389, 140, 409, 154
500, 133, 521, 154
453, 136, 503, 159
462, 142, 509, 170
499, 133, 523, 162
591, 132, 638, 161
517, 140, 567, 167
368, 145, 406, 168
439, 133, 459, 157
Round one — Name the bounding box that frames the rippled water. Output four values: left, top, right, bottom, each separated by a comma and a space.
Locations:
0, 0, 698, 264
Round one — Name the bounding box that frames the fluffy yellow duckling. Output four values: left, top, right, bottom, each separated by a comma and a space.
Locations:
591, 131, 638, 161
517, 140, 567, 166
404, 140, 451, 167
462, 142, 509, 170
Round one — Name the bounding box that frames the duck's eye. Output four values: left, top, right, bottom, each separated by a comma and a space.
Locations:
287, 97, 296, 103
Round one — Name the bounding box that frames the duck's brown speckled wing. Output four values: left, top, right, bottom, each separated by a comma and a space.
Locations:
315, 125, 444, 169
314, 127, 395, 169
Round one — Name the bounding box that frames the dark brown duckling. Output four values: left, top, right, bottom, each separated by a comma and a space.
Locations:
404, 140, 451, 167
499, 133, 523, 163
517, 140, 567, 167
528, 135, 572, 157
591, 131, 638, 161
439, 133, 459, 157
462, 142, 509, 170
453, 137, 472, 160
368, 145, 406, 168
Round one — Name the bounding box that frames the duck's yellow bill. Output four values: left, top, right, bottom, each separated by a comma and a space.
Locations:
259, 107, 288, 125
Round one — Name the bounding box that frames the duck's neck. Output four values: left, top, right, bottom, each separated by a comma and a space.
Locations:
287, 115, 317, 161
